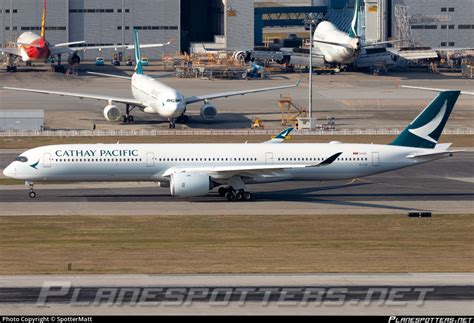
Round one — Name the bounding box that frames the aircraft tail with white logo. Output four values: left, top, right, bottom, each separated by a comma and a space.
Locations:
133, 30, 144, 75
390, 91, 461, 149
348, 0, 360, 38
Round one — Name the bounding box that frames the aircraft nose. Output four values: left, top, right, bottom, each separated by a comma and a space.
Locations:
3, 163, 15, 178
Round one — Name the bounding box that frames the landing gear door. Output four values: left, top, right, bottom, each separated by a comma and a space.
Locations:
372, 152, 380, 167
265, 152, 274, 165
43, 153, 51, 168
146, 152, 155, 167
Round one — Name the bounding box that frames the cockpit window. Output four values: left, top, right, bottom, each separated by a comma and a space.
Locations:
15, 156, 28, 163
166, 99, 182, 103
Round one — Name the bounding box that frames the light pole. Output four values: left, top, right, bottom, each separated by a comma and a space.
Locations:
306, 16, 317, 130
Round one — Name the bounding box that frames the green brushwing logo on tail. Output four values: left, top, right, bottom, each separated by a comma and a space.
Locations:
348, 0, 360, 38
390, 91, 461, 149
133, 30, 144, 75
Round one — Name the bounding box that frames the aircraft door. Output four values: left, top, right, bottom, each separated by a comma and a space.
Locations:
372, 152, 380, 167
43, 153, 51, 168
146, 152, 155, 167
265, 152, 274, 165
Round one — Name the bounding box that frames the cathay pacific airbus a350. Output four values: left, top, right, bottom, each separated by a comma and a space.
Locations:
1, 30, 300, 128
3, 91, 463, 201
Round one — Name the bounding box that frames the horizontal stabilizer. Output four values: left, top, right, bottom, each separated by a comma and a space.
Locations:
401, 85, 474, 96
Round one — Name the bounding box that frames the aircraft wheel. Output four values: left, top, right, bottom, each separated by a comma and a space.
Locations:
235, 191, 244, 201
218, 187, 228, 197
29, 191, 37, 199
225, 191, 236, 201
128, 115, 134, 123
243, 192, 252, 201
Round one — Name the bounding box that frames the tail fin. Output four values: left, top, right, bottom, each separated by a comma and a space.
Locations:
40, 0, 47, 39
348, 0, 359, 38
133, 30, 144, 75
390, 91, 460, 149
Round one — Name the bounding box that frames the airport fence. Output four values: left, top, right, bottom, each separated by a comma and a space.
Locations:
0, 128, 473, 137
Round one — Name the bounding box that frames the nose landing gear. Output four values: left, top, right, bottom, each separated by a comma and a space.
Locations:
27, 182, 37, 199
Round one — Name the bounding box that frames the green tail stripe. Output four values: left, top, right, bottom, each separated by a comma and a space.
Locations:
134, 30, 144, 75
390, 91, 460, 149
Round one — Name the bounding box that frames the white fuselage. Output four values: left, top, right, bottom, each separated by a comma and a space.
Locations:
313, 21, 360, 64
3, 143, 445, 185
16, 32, 51, 63
131, 74, 186, 119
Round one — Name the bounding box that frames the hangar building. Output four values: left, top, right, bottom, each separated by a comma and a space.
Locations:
0, 0, 254, 60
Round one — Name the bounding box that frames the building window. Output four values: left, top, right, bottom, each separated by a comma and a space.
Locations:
448, 8, 454, 12
440, 42, 446, 47
458, 25, 471, 29
13, 9, 17, 13
449, 42, 455, 46
411, 25, 423, 30
449, 25, 455, 29
441, 7, 447, 12
125, 9, 130, 13
424, 25, 437, 29
5, 26, 9, 30
117, 26, 122, 30
125, 26, 130, 30
441, 25, 447, 29
5, 9, 10, 13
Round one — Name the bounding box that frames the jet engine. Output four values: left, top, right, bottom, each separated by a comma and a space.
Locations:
68, 53, 81, 65
103, 104, 121, 122
200, 104, 218, 120
170, 172, 211, 197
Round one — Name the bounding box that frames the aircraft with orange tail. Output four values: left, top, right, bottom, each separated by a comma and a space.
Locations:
0, 0, 169, 72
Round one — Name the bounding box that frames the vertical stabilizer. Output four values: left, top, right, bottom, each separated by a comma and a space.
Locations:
40, 0, 47, 39
390, 91, 460, 149
133, 30, 144, 75
348, 0, 359, 38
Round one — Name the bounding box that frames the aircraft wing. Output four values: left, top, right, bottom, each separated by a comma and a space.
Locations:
184, 79, 301, 105
162, 152, 342, 178
0, 47, 21, 56
70, 42, 170, 52
1, 86, 144, 106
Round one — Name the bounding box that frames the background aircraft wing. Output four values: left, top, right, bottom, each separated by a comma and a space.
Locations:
163, 153, 342, 178
1, 86, 144, 106
0, 47, 21, 56
70, 42, 170, 52
184, 79, 301, 105
401, 85, 474, 96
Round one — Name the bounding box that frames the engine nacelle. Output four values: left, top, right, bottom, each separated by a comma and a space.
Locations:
170, 172, 211, 197
200, 104, 218, 120
103, 104, 121, 122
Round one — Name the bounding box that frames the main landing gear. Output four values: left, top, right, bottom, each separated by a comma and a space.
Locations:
123, 104, 136, 123
27, 182, 37, 199
218, 186, 253, 202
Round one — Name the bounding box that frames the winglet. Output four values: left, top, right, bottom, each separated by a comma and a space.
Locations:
309, 152, 343, 167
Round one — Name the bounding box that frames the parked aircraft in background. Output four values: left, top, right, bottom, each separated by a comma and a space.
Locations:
0, 0, 169, 72
1, 30, 300, 128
